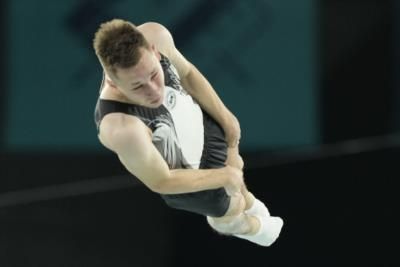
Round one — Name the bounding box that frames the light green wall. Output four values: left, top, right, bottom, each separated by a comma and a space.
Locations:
5, 0, 318, 152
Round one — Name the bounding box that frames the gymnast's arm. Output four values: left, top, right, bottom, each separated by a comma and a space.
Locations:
172, 49, 241, 149
98, 113, 243, 195
161, 25, 244, 170
176, 59, 244, 169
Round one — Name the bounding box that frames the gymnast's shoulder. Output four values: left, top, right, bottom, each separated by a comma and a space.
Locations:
137, 22, 174, 55
98, 111, 151, 153
138, 22, 192, 79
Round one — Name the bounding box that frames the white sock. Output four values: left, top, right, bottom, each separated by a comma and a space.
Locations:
245, 198, 270, 217
235, 198, 283, 246
234, 215, 283, 247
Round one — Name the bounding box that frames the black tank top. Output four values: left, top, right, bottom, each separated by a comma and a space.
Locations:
94, 54, 226, 170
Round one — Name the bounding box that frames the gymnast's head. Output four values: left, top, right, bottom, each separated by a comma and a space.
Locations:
93, 19, 164, 108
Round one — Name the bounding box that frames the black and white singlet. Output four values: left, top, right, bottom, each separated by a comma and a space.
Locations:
94, 54, 230, 217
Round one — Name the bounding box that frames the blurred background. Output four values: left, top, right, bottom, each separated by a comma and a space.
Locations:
0, 0, 399, 266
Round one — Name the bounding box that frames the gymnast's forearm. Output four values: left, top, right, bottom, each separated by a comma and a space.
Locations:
181, 64, 241, 147
153, 167, 236, 195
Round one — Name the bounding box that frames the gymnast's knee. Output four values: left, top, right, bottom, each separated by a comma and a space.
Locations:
221, 193, 246, 218
206, 194, 247, 233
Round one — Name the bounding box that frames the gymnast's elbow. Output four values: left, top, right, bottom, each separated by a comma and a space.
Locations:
147, 180, 165, 194
149, 178, 173, 194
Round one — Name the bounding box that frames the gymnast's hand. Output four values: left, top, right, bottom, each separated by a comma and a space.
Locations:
223, 165, 244, 196
223, 113, 241, 148
225, 146, 244, 170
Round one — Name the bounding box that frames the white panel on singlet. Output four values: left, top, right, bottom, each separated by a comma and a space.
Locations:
162, 85, 204, 169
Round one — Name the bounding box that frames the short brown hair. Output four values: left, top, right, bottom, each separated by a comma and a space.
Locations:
93, 19, 150, 76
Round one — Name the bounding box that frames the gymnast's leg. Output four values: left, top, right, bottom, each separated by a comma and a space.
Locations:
206, 187, 283, 246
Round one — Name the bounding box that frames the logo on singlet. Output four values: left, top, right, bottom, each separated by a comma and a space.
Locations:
166, 89, 176, 109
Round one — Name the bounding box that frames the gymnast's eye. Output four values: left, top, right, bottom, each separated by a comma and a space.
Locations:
131, 85, 142, 91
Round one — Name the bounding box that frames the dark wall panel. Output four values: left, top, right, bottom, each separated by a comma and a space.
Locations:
0, 0, 7, 149
321, 0, 394, 142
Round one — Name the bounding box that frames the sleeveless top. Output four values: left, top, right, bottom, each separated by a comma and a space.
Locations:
94, 54, 207, 169
94, 54, 230, 217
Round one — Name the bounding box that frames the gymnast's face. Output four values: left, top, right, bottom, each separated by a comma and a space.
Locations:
110, 46, 165, 108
